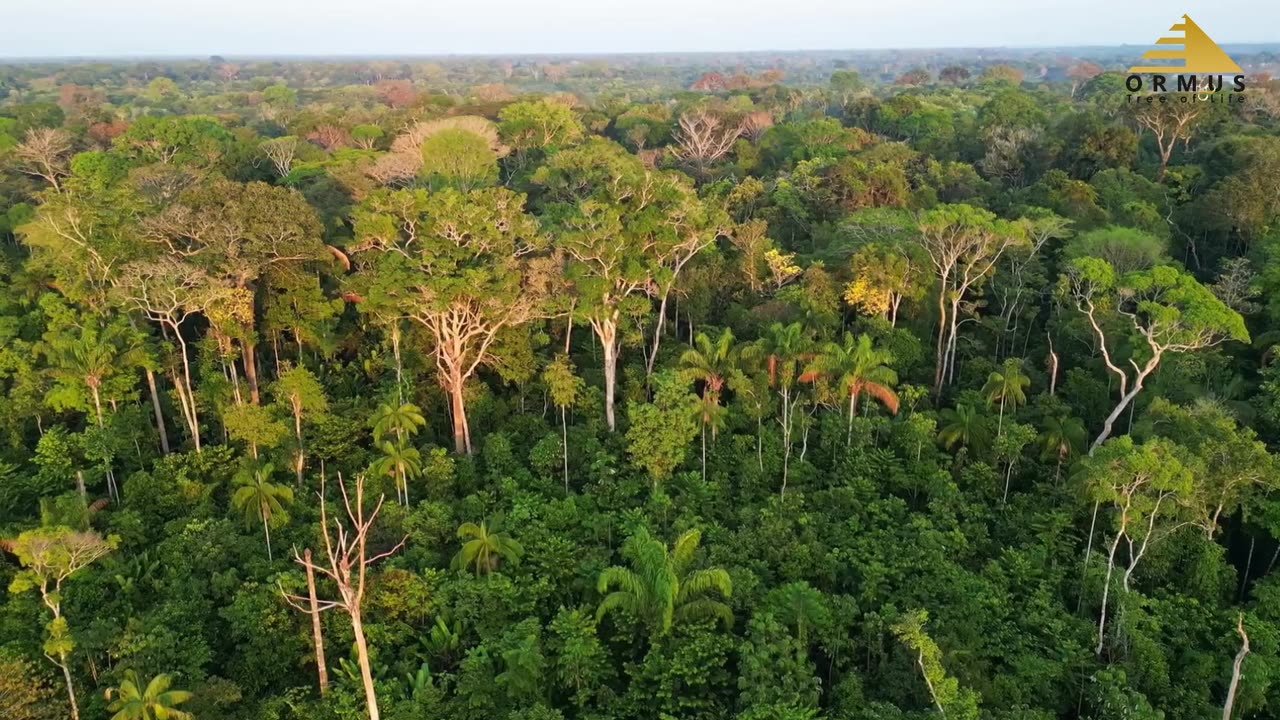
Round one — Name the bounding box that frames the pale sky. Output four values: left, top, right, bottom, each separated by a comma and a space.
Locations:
3, 0, 1275, 58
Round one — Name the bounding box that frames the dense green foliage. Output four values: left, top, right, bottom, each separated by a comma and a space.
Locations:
3, 49, 1280, 720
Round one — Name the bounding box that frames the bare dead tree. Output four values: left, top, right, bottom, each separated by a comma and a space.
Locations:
740, 111, 774, 143
307, 124, 351, 151
14, 128, 74, 192
260, 137, 300, 179
671, 110, 742, 176
281, 473, 405, 720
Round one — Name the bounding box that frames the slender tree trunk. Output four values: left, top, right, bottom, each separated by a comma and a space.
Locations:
561, 406, 570, 493
646, 290, 672, 378
144, 368, 170, 454
1224, 615, 1250, 720
262, 505, 273, 562
1047, 334, 1059, 397
1240, 537, 1256, 601
564, 299, 575, 354
294, 406, 305, 485
90, 385, 104, 429
701, 424, 707, 482
756, 415, 763, 472
780, 387, 792, 499
244, 340, 262, 404
599, 319, 619, 432
847, 391, 857, 447
391, 323, 404, 405
1079, 500, 1101, 613
997, 395, 1005, 437
1096, 532, 1122, 655
350, 609, 381, 720
304, 549, 329, 695
174, 331, 201, 452
933, 288, 948, 394
57, 653, 80, 720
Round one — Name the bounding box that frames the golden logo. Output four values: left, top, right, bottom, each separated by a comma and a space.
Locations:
1128, 15, 1242, 74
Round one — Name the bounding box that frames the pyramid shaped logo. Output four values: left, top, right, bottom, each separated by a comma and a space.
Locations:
1128, 15, 1242, 74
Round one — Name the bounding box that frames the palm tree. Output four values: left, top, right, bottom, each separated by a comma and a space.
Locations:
743, 322, 814, 497
105, 671, 193, 720
938, 404, 990, 454
231, 463, 293, 562
452, 517, 524, 576
811, 332, 899, 446
1039, 414, 1086, 482
680, 328, 739, 402
370, 440, 422, 506
682, 329, 738, 482
694, 392, 729, 482
982, 358, 1030, 437
597, 527, 732, 638
371, 402, 426, 446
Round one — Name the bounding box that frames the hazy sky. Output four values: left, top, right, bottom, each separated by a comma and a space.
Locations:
4, 0, 1275, 57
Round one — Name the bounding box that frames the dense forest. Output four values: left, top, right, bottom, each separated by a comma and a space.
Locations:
4, 49, 1280, 720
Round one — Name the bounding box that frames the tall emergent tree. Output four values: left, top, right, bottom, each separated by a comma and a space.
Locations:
351, 187, 556, 453
1063, 260, 1248, 452
916, 204, 1027, 394
535, 139, 722, 430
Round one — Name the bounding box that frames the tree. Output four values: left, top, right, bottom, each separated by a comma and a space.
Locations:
452, 517, 525, 576
844, 242, 923, 326
498, 99, 585, 153
1081, 437, 1194, 655
370, 440, 422, 507
1039, 414, 1087, 482
916, 205, 1026, 393
891, 610, 980, 720
260, 136, 299, 178
231, 462, 293, 561
542, 355, 584, 492
371, 402, 425, 446
7, 527, 118, 720
272, 365, 328, 484
1134, 97, 1204, 181
536, 140, 722, 430
1144, 398, 1278, 538
104, 671, 193, 720
40, 311, 151, 430
419, 128, 500, 191
352, 124, 385, 150
938, 404, 990, 454
744, 322, 814, 495
671, 109, 743, 176
627, 371, 699, 490
981, 358, 1029, 437
811, 332, 899, 445
138, 179, 328, 405
115, 258, 212, 450
350, 187, 554, 453
282, 474, 406, 720
13, 128, 73, 191
597, 527, 732, 638
1063, 260, 1248, 452
680, 328, 740, 478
